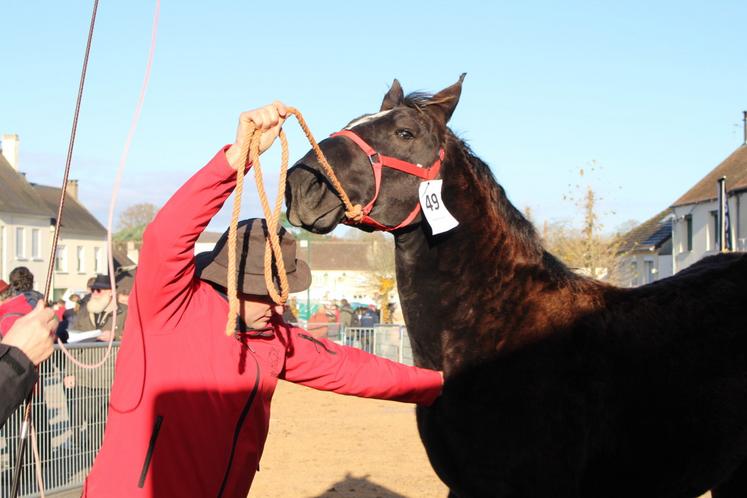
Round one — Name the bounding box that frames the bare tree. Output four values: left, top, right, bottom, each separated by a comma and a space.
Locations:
542, 164, 631, 284
114, 202, 159, 250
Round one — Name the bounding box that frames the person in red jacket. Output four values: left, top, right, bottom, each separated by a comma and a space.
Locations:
83, 102, 443, 498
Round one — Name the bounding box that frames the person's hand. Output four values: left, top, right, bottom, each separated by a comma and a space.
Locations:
225, 101, 288, 170
97, 329, 115, 342
64, 375, 76, 389
2, 302, 56, 366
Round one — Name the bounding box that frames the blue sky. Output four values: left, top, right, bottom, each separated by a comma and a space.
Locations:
3, 0, 746, 234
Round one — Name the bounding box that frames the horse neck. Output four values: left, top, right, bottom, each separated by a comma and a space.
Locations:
394, 139, 592, 373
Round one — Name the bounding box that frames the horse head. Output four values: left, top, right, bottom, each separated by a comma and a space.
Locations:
285, 74, 466, 234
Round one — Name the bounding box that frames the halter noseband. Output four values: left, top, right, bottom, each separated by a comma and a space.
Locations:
330, 129, 444, 231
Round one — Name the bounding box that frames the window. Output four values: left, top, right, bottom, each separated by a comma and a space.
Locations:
55, 245, 68, 272
644, 260, 655, 284
15, 227, 25, 258
31, 229, 41, 259
685, 215, 693, 252
630, 261, 639, 287
94, 247, 102, 273
77, 246, 85, 273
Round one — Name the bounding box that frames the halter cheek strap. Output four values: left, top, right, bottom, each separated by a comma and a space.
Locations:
330, 129, 444, 231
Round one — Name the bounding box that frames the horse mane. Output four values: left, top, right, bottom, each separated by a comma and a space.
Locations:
403, 91, 580, 289
443, 132, 583, 285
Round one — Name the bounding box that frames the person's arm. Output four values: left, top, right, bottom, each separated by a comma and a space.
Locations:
281, 327, 443, 406
135, 102, 287, 330
0, 303, 57, 428
0, 344, 36, 427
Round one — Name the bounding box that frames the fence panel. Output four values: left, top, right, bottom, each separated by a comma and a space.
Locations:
0, 342, 119, 497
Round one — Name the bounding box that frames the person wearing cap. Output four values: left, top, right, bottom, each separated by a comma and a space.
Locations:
64, 273, 127, 456
72, 274, 127, 341
83, 102, 444, 498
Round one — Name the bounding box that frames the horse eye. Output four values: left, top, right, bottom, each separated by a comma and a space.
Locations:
396, 129, 415, 140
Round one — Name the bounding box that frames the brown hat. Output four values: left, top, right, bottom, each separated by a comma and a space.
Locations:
195, 219, 311, 296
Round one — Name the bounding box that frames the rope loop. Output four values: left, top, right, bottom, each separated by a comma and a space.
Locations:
224, 108, 360, 335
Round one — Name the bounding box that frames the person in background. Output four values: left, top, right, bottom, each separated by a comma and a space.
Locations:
72, 274, 127, 342
360, 305, 380, 328
0, 267, 45, 337
65, 274, 127, 458
53, 299, 70, 343
282, 297, 298, 323
0, 303, 56, 428
0, 280, 12, 305
115, 269, 136, 306
339, 299, 354, 328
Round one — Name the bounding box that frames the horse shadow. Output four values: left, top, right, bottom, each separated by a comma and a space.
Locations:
310, 472, 409, 498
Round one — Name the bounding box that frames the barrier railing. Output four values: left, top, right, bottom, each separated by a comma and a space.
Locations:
298, 323, 413, 366
0, 342, 120, 497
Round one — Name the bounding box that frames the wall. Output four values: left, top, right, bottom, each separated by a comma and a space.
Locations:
0, 212, 52, 290
672, 195, 741, 272
53, 232, 107, 297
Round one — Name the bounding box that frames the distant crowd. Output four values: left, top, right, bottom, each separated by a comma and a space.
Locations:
0, 266, 131, 344
289, 297, 383, 328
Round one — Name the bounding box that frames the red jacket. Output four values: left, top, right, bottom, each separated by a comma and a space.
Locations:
83, 147, 442, 498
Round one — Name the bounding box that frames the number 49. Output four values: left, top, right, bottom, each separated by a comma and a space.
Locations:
425, 193, 440, 211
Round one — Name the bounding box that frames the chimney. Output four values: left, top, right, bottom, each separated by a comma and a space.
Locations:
68, 179, 79, 200
1, 133, 20, 170
743, 111, 746, 145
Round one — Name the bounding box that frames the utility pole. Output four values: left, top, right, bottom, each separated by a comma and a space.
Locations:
717, 177, 728, 253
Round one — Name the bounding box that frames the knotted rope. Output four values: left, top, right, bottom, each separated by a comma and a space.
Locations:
224, 107, 362, 335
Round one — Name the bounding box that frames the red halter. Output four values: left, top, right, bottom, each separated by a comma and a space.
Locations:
330, 129, 444, 231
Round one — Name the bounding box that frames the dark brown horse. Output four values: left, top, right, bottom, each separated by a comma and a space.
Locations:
285, 76, 747, 498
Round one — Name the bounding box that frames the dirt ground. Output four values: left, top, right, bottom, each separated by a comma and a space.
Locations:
249, 381, 448, 498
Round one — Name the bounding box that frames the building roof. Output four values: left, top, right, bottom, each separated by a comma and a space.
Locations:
672, 144, 747, 207
298, 240, 377, 271
31, 184, 106, 237
619, 209, 672, 253
112, 245, 136, 269
0, 153, 53, 218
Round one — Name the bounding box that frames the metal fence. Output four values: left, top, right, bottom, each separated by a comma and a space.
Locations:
0, 342, 120, 497
295, 323, 413, 365
0, 325, 411, 496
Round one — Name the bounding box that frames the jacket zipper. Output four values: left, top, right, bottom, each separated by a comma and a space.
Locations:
298, 333, 338, 355
138, 415, 164, 488
216, 350, 261, 498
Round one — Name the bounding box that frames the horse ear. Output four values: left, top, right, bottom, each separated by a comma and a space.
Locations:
380, 79, 404, 111
427, 73, 466, 124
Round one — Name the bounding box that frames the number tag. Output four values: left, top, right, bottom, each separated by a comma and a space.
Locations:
418, 180, 459, 235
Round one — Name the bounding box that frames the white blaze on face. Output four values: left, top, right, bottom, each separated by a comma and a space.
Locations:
345, 110, 393, 130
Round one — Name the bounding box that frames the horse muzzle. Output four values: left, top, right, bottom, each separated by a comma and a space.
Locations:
286, 158, 346, 233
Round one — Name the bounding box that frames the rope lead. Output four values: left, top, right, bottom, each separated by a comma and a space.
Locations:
224, 108, 362, 336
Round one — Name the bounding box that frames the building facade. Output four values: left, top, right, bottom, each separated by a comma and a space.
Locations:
1, 134, 109, 298
618, 212, 673, 287
671, 144, 747, 273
